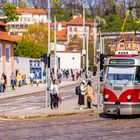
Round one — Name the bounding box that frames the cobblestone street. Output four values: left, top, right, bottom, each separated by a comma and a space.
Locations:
0, 112, 139, 140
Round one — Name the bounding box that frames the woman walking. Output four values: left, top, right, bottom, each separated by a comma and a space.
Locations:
50, 79, 59, 109
86, 80, 95, 109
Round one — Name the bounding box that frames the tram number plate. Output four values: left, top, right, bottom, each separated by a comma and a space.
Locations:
113, 87, 122, 90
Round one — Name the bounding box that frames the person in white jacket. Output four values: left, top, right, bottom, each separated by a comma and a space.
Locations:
50, 79, 59, 109
78, 80, 87, 109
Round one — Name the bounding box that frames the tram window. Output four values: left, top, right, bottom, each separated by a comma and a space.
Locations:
134, 67, 140, 84
106, 67, 134, 84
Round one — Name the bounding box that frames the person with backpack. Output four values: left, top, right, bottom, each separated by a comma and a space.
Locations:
77, 80, 87, 110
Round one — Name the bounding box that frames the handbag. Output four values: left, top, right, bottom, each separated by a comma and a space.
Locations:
87, 96, 92, 102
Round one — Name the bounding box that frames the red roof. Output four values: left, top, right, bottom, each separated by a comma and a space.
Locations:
16, 8, 46, 14
0, 21, 6, 26
0, 31, 15, 42
67, 16, 94, 27
10, 35, 22, 42
57, 28, 67, 41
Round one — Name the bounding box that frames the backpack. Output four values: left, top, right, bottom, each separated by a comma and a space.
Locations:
75, 85, 81, 95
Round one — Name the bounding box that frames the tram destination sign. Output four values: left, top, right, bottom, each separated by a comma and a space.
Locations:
109, 59, 135, 65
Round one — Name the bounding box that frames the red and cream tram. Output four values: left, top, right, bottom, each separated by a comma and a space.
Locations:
102, 51, 140, 115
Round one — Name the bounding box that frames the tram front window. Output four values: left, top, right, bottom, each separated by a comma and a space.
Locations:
134, 66, 140, 84
106, 67, 134, 85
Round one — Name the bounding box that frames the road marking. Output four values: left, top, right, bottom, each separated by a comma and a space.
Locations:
15, 96, 35, 101
1, 96, 45, 106
61, 95, 71, 99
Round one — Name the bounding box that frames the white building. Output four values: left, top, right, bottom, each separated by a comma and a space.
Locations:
7, 8, 48, 35
14, 57, 44, 84
57, 51, 81, 70
66, 15, 94, 42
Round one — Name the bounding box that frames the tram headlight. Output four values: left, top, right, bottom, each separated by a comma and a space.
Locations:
105, 94, 109, 100
127, 95, 132, 100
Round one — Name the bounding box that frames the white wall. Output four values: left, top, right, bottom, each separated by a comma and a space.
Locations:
51, 43, 65, 51
57, 52, 81, 69
14, 57, 44, 84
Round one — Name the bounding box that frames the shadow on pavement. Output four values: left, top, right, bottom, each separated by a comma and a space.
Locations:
99, 112, 140, 120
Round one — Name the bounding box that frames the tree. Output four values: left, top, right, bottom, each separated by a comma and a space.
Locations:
14, 24, 54, 58
67, 34, 82, 49
27, 0, 48, 10
3, 3, 18, 22
14, 40, 45, 58
18, 0, 27, 8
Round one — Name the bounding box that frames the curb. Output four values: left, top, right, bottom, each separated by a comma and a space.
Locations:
0, 109, 94, 120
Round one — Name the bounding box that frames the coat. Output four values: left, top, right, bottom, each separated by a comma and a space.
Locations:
80, 83, 87, 95
86, 85, 95, 103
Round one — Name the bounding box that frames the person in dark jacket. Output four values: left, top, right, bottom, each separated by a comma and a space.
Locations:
10, 72, 16, 90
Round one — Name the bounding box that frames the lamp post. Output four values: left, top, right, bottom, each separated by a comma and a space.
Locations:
94, 21, 97, 65
97, 20, 102, 108
82, 4, 86, 71
54, 16, 57, 79
45, 0, 51, 108
83, 4, 89, 77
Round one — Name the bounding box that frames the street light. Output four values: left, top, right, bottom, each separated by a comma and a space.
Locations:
82, 4, 86, 70
45, 0, 51, 108
83, 4, 89, 77
54, 16, 57, 79
97, 22, 102, 108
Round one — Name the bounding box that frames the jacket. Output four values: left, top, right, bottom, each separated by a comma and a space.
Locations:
86, 85, 95, 103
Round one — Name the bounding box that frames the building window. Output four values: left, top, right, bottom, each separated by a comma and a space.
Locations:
74, 27, 77, 32
28, 17, 30, 22
0, 43, 2, 61
6, 45, 10, 62
69, 27, 72, 32
69, 34, 72, 39
30, 60, 33, 66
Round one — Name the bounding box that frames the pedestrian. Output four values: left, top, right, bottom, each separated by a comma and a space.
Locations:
57, 70, 62, 83
10, 72, 16, 90
35, 72, 40, 87
42, 69, 46, 83
50, 79, 59, 109
22, 74, 26, 86
17, 73, 22, 87
78, 80, 87, 110
0, 76, 5, 92
2, 72, 7, 91
29, 72, 35, 86
86, 80, 95, 109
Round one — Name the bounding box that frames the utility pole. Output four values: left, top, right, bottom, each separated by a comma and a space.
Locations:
102, 37, 105, 54
48, 0, 51, 54
94, 21, 97, 65
54, 16, 57, 79
97, 19, 101, 108
86, 32, 89, 76
82, 4, 86, 71
45, 0, 51, 108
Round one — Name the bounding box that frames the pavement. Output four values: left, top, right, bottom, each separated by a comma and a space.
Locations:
0, 77, 97, 120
